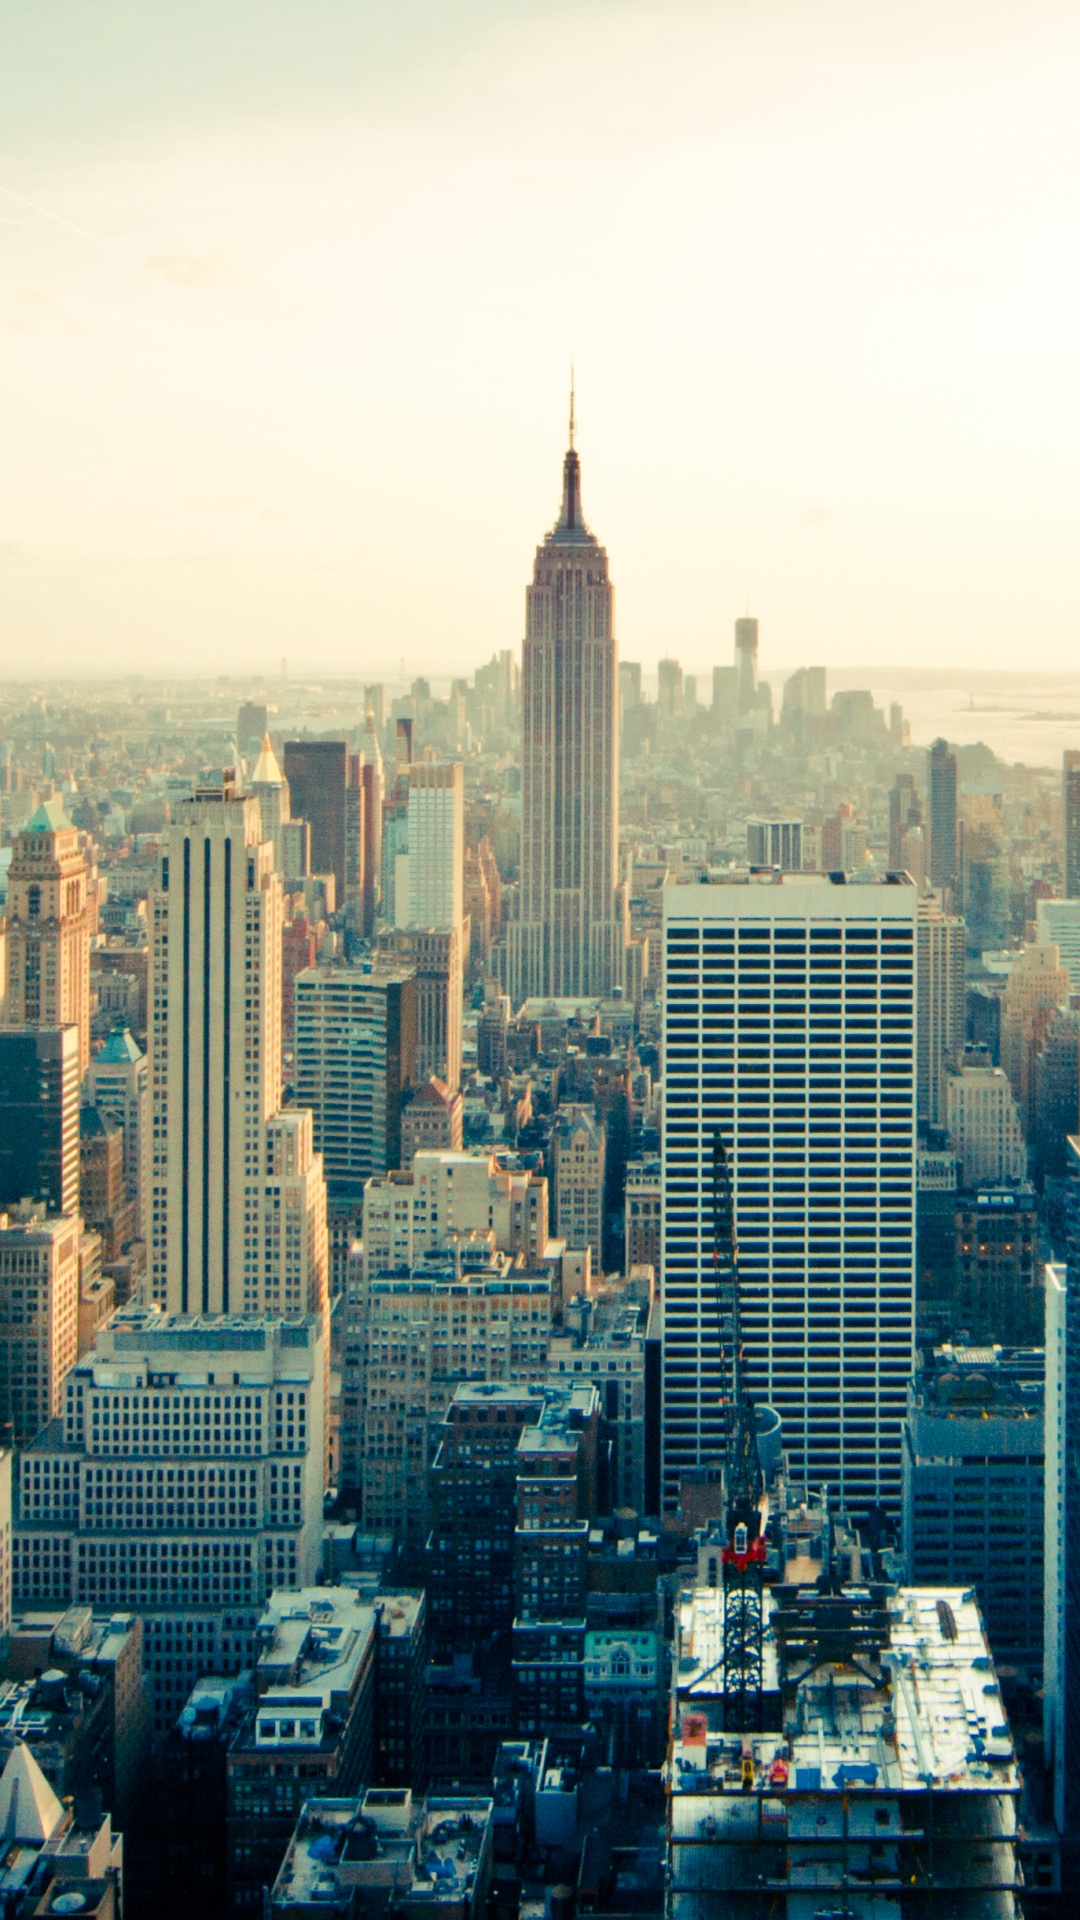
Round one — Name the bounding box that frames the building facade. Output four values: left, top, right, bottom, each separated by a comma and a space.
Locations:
0, 1027, 80, 1220
506, 418, 627, 1000
4, 800, 91, 1076
13, 1309, 326, 1728
0, 1205, 80, 1447
661, 875, 917, 1511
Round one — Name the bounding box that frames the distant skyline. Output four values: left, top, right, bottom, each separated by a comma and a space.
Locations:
3, 0, 1080, 676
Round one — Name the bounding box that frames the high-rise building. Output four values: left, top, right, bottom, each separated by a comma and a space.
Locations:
1036, 895, 1080, 993
250, 733, 292, 872
84, 1025, 148, 1241
999, 938, 1070, 1130
945, 1065, 1027, 1189
283, 740, 347, 897
358, 1251, 552, 1548
888, 772, 922, 871
5, 800, 91, 1076
149, 776, 327, 1319
293, 963, 418, 1194
512, 1381, 599, 1734
360, 1148, 550, 1280
13, 1308, 326, 1729
745, 818, 803, 872
376, 926, 462, 1091
400, 1078, 464, 1164
1045, 1258, 1080, 1857
928, 737, 958, 898
1065, 751, 1080, 900
507, 411, 627, 1000
0, 1203, 79, 1447
552, 1107, 605, 1269
916, 892, 966, 1129
661, 874, 916, 1511
657, 658, 684, 722
0, 1027, 80, 1219
428, 1382, 545, 1660
402, 762, 463, 932
734, 616, 759, 710
903, 1342, 1044, 1668
361, 712, 384, 940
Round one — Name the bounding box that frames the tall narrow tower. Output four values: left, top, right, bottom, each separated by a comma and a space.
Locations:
508, 399, 625, 1000
5, 799, 91, 1075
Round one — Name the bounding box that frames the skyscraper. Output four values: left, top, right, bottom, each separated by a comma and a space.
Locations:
1065, 750, 1080, 900
402, 762, 463, 931
507, 405, 626, 1000
84, 1025, 148, 1241
734, 616, 759, 710
928, 737, 958, 898
888, 773, 922, 871
283, 739, 347, 899
916, 892, 966, 1128
0, 1027, 80, 1219
149, 775, 327, 1318
661, 874, 916, 1512
5, 799, 91, 1076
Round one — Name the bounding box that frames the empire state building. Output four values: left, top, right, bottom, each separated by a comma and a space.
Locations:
507, 407, 628, 1001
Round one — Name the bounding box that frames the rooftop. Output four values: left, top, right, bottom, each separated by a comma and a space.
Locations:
271, 1791, 493, 1914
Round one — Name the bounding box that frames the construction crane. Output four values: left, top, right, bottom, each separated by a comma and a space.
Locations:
711, 1132, 766, 1732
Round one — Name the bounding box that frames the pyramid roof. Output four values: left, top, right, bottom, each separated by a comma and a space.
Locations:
251, 732, 284, 786
0, 1741, 64, 1843
97, 1025, 143, 1065
24, 797, 73, 833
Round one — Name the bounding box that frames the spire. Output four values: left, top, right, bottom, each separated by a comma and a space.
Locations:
251, 732, 284, 787
569, 364, 575, 449
556, 375, 585, 536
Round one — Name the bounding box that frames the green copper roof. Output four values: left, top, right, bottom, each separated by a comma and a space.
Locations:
97, 1025, 143, 1064
24, 797, 73, 832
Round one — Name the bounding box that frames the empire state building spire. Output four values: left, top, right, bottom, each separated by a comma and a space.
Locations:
505, 402, 629, 1001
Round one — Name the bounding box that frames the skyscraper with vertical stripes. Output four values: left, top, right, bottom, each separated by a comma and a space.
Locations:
149, 774, 327, 1320
506, 407, 627, 1001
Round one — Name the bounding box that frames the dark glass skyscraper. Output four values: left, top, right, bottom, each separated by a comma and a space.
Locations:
0, 1026, 80, 1217
928, 736, 958, 897
283, 738, 348, 900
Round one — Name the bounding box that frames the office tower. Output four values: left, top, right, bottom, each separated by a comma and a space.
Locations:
283, 739, 347, 896
745, 818, 803, 872
0, 1027, 79, 1219
250, 732, 292, 873
734, 615, 758, 710
464, 837, 502, 969
428, 1383, 546, 1660
225, 1586, 376, 1909
1033, 1005, 1080, 1181
547, 1278, 659, 1515
619, 660, 642, 711
400, 1077, 463, 1163
84, 1025, 148, 1241
376, 926, 462, 1090
928, 736, 958, 897
14, 1308, 326, 1729
1036, 895, 1080, 993
359, 1252, 552, 1548
237, 701, 268, 755
916, 893, 966, 1128
946, 1064, 1027, 1188
149, 776, 328, 1319
79, 1107, 135, 1264
361, 710, 383, 939
781, 664, 827, 720
1065, 751, 1080, 900
661, 874, 917, 1511
512, 1382, 600, 1735
950, 1184, 1041, 1342
1045, 1258, 1080, 1856
888, 772, 922, 871
344, 750, 365, 938
0, 1204, 79, 1446
401, 762, 463, 931
552, 1107, 605, 1269
5, 799, 91, 1075
999, 939, 1070, 1129
657, 658, 684, 721
902, 1343, 1044, 1667
507, 413, 626, 1001
711, 663, 739, 714
293, 963, 418, 1194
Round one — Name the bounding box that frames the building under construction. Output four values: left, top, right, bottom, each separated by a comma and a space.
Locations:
668, 1574, 1021, 1917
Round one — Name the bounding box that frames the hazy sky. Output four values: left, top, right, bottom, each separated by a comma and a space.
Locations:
3, 0, 1080, 680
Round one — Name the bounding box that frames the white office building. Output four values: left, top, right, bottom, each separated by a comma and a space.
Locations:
661, 874, 917, 1511
1036, 896, 1080, 995
396, 762, 464, 933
